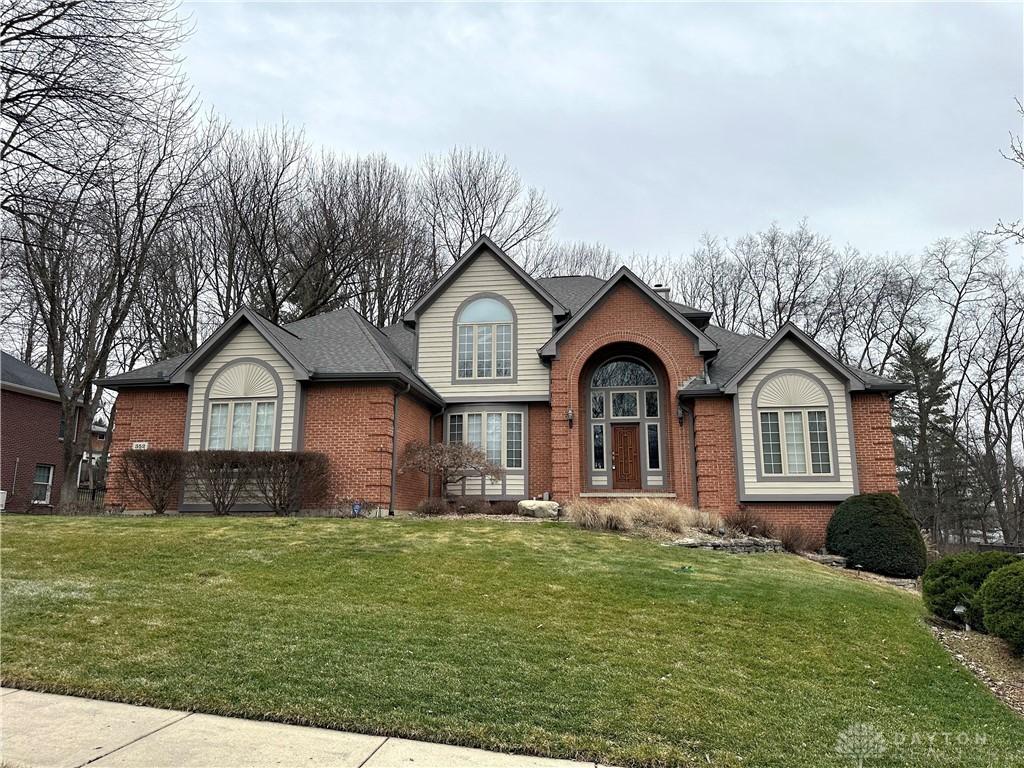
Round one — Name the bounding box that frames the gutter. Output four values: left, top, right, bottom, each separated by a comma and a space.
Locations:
390, 382, 412, 516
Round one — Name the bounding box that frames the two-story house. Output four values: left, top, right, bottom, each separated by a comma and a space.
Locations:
99, 236, 907, 543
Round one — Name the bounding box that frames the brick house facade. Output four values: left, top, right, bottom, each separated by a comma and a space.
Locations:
100, 237, 906, 541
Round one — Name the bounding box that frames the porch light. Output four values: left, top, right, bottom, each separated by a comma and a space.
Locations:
566, 406, 574, 427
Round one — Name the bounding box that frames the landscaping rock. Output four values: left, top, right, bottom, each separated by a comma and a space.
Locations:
518, 500, 560, 519
805, 553, 848, 568
665, 535, 782, 554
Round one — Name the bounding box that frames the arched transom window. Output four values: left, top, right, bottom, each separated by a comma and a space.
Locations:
455, 296, 515, 380
205, 360, 280, 451
754, 372, 832, 476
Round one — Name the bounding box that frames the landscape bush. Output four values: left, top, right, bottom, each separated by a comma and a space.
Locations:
825, 493, 927, 577
725, 508, 774, 538
568, 499, 720, 535
923, 551, 1019, 630
416, 497, 451, 516
184, 451, 254, 516
457, 496, 490, 515
488, 500, 519, 515
775, 524, 819, 554
120, 449, 186, 514
250, 452, 330, 515
978, 560, 1024, 653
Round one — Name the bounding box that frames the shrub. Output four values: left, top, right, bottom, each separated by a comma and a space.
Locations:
923, 551, 1020, 630
726, 508, 774, 538
776, 524, 819, 554
399, 442, 503, 494
120, 449, 185, 514
978, 560, 1024, 653
568, 500, 633, 532
569, 499, 720, 535
457, 496, 489, 515
416, 497, 451, 516
489, 500, 519, 515
825, 493, 926, 577
185, 451, 254, 516
250, 452, 330, 515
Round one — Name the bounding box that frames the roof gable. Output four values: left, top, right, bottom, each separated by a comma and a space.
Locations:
169, 308, 310, 384
0, 351, 60, 400
722, 323, 865, 393
402, 235, 568, 325
539, 266, 718, 358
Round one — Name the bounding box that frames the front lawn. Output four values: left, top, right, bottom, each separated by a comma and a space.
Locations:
1, 516, 1020, 767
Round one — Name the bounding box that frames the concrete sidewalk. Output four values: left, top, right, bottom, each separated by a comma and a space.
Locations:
0, 688, 609, 768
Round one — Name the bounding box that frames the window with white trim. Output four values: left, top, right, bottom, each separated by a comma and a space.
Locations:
32, 464, 54, 504
455, 297, 514, 380
448, 410, 524, 469
207, 400, 276, 451
759, 408, 831, 476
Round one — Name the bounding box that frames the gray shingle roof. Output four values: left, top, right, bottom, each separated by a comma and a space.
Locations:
0, 351, 58, 396
536, 275, 709, 319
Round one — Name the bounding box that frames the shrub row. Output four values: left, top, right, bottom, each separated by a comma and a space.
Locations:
924, 551, 1024, 652
120, 449, 329, 516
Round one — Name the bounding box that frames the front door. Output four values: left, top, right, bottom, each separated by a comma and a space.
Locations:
612, 424, 641, 490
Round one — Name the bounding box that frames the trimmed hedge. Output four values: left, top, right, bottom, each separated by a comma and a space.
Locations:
825, 493, 926, 577
923, 551, 1019, 631
978, 560, 1024, 653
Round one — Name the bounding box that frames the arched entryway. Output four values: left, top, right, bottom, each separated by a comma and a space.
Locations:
579, 343, 671, 493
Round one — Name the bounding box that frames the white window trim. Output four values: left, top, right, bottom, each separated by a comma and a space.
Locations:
645, 423, 661, 471
207, 399, 277, 451
609, 390, 640, 420
455, 322, 514, 381
758, 408, 831, 477
32, 464, 54, 504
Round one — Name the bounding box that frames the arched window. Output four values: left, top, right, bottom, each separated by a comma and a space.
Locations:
205, 360, 280, 451
591, 359, 657, 388
754, 372, 832, 477
455, 296, 515, 380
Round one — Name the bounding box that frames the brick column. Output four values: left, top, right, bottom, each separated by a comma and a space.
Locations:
851, 392, 898, 493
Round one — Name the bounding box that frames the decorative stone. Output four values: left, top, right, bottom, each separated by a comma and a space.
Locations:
518, 500, 560, 519
805, 553, 848, 568
664, 536, 783, 554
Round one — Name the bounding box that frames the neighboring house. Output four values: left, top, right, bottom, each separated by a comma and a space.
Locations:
1, 352, 67, 510
99, 236, 907, 543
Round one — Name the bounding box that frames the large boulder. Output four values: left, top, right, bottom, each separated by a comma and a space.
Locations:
518, 500, 560, 519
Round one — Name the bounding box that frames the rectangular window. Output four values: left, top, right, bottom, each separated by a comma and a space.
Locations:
808, 410, 831, 474
591, 393, 605, 419
208, 403, 229, 449
486, 413, 502, 463
476, 326, 492, 378
230, 402, 252, 450
495, 324, 512, 378
611, 392, 638, 418
467, 413, 482, 449
784, 412, 807, 474
506, 413, 523, 468
32, 464, 54, 504
647, 424, 661, 470
449, 413, 464, 444
760, 411, 783, 474
592, 424, 605, 470
457, 326, 474, 379
254, 402, 275, 451
645, 390, 659, 418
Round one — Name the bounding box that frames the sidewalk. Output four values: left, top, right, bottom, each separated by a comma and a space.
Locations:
0, 688, 609, 768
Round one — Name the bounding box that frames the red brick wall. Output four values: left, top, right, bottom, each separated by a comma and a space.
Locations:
1, 390, 65, 511
548, 281, 705, 501
851, 392, 898, 493
394, 392, 432, 511
528, 403, 552, 498
105, 387, 189, 511
693, 396, 738, 513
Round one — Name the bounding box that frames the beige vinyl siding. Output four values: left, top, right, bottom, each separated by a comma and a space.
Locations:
186, 324, 298, 452
737, 339, 856, 497
417, 250, 552, 398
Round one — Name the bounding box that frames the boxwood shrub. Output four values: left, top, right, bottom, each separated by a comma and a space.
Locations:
978, 560, 1024, 653
825, 492, 926, 577
923, 551, 1019, 631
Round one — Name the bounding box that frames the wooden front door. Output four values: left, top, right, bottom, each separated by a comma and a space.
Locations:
612, 424, 641, 490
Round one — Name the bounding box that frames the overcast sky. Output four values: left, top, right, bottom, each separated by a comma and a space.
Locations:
182, 1, 1023, 261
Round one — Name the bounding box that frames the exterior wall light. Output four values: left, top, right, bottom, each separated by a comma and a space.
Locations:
566, 406, 574, 428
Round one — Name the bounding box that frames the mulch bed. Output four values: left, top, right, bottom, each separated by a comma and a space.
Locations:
930, 624, 1024, 717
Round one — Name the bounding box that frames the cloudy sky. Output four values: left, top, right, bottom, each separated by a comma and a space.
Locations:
181, 1, 1023, 260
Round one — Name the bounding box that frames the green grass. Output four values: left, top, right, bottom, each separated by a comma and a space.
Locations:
1, 516, 1020, 767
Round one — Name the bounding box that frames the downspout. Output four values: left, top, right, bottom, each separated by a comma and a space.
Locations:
680, 402, 699, 507
390, 382, 412, 516
428, 406, 446, 497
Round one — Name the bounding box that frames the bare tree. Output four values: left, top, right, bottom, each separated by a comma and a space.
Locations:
994, 98, 1024, 244
418, 147, 558, 272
